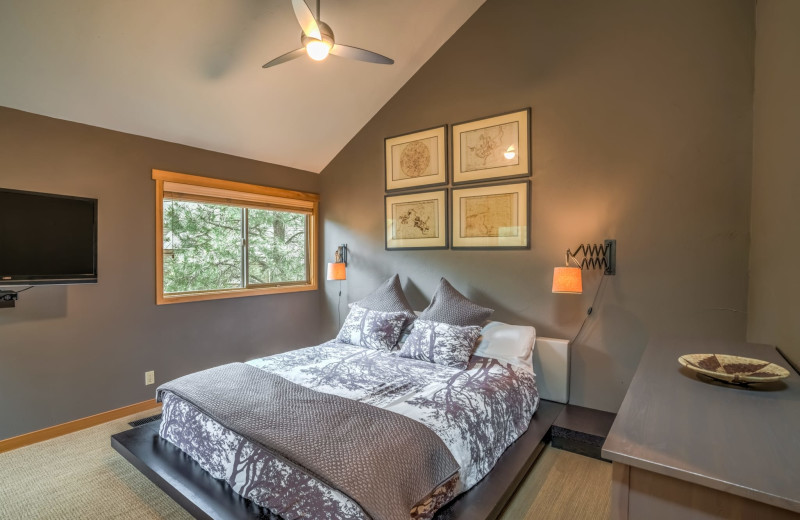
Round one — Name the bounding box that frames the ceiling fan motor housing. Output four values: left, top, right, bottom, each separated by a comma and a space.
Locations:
301, 21, 335, 47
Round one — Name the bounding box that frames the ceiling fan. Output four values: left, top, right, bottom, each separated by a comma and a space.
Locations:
262, 0, 394, 69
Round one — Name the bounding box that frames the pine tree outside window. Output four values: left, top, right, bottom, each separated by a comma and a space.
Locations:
153, 170, 318, 304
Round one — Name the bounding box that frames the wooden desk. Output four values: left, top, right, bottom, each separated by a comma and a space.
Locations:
602, 338, 800, 520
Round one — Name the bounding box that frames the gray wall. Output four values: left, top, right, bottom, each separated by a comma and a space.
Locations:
748, 0, 800, 365
0, 107, 326, 439
320, 0, 755, 412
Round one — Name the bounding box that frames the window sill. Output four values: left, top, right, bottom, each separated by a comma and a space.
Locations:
156, 282, 318, 305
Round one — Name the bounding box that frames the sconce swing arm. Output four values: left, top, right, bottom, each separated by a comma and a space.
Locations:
564, 240, 616, 275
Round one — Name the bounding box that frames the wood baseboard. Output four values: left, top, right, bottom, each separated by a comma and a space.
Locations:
0, 399, 161, 454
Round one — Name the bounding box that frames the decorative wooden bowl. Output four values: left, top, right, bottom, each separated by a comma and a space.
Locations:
678, 353, 790, 384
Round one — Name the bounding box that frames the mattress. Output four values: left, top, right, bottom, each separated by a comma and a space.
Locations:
159, 341, 539, 519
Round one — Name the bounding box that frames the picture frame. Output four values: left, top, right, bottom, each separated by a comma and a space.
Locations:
385, 189, 448, 250
385, 125, 447, 191
451, 181, 530, 249
452, 108, 530, 184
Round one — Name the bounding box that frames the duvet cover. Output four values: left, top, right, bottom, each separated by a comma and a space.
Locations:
159, 340, 539, 519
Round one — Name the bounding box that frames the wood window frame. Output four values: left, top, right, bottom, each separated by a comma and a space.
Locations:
152, 169, 319, 305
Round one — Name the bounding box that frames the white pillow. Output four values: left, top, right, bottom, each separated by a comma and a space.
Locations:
473, 321, 536, 370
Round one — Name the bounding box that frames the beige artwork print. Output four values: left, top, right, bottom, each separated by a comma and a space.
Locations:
461, 193, 518, 238
460, 122, 519, 172
393, 199, 439, 239
392, 137, 439, 180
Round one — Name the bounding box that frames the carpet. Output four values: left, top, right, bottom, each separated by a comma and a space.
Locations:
499, 445, 612, 520
0, 408, 611, 519
0, 407, 191, 520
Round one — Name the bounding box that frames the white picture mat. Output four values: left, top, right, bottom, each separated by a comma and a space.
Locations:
386, 190, 447, 248
452, 182, 528, 248
452, 110, 530, 184
385, 126, 447, 190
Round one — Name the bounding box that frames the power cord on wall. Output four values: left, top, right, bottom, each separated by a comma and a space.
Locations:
337, 280, 343, 328
570, 275, 607, 344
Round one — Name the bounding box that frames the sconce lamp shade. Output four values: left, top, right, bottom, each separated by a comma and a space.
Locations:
327, 262, 346, 281
552, 267, 582, 294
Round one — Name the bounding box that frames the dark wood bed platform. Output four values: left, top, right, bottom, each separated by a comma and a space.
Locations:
111, 399, 564, 520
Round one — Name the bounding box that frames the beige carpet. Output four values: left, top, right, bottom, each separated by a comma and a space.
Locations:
0, 409, 611, 519
0, 408, 192, 520
500, 446, 612, 520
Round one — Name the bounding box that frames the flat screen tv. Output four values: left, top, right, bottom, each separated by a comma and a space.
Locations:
0, 188, 98, 285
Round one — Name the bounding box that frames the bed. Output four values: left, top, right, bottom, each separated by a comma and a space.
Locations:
112, 335, 569, 519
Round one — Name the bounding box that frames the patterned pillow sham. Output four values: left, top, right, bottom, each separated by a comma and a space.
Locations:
337, 304, 410, 352
398, 319, 482, 370
419, 278, 493, 327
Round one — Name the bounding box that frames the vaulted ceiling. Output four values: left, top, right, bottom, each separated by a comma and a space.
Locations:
0, 0, 485, 173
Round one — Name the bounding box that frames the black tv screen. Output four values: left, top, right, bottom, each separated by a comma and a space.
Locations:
0, 188, 97, 285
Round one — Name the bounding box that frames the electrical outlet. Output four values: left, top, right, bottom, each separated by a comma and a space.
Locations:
145, 370, 155, 385
0, 291, 17, 309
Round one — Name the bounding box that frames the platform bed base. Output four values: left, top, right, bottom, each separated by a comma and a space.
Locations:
111, 399, 564, 520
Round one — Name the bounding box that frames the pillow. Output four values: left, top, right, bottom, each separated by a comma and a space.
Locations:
473, 321, 536, 370
395, 311, 426, 348
419, 278, 494, 326
337, 304, 410, 352
354, 274, 416, 315
398, 319, 482, 370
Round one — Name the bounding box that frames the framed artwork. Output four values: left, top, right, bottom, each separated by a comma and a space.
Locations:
451, 181, 530, 249
385, 189, 448, 250
452, 108, 530, 184
385, 125, 447, 191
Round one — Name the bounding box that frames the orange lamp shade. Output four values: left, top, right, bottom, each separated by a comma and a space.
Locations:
552, 267, 582, 294
327, 262, 346, 281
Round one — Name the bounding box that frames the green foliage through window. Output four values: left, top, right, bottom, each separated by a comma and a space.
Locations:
247, 208, 307, 285
163, 199, 308, 294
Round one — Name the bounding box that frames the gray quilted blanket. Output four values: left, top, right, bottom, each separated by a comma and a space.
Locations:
156, 362, 459, 520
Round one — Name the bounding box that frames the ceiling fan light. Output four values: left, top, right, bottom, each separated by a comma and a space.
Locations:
306, 40, 331, 61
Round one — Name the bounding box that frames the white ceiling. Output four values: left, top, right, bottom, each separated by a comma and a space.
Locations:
0, 0, 485, 173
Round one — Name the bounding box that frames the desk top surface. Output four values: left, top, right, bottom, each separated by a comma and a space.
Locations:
602, 337, 800, 513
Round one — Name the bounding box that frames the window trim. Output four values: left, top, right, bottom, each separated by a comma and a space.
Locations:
153, 169, 319, 305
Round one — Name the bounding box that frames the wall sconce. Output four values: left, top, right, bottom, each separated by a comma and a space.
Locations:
552, 239, 616, 294
326, 244, 347, 279
552, 239, 616, 348
326, 244, 347, 281
327, 244, 348, 327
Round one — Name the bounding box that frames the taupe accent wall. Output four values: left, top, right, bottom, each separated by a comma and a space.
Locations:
320, 0, 755, 412
748, 0, 800, 365
0, 107, 326, 439
0, 0, 763, 438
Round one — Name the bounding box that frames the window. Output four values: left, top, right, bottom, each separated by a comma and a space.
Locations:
153, 170, 318, 304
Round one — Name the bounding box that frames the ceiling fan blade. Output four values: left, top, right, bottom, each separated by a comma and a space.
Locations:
330, 44, 394, 65
291, 0, 321, 40
262, 48, 306, 69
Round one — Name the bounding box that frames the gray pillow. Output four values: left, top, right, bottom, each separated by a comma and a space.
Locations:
355, 274, 416, 315
398, 319, 482, 370
419, 278, 494, 326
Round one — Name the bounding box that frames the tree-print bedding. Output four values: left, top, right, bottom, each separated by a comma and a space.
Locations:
159, 340, 539, 519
